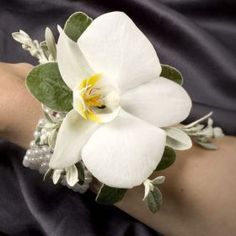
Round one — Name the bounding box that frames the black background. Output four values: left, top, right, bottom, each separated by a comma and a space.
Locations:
0, 0, 235, 235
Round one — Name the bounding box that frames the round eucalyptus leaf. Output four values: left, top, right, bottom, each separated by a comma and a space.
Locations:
26, 62, 73, 112
161, 64, 183, 85
64, 12, 92, 42
96, 184, 127, 205
156, 146, 176, 171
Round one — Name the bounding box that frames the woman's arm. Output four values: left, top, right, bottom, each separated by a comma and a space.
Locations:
0, 62, 43, 147
1, 63, 235, 236
116, 136, 236, 235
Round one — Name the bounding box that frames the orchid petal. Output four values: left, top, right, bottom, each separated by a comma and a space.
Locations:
57, 26, 93, 90
121, 77, 192, 128
49, 110, 98, 169
81, 110, 166, 189
78, 12, 161, 92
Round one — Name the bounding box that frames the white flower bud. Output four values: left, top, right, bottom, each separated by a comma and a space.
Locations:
12, 30, 32, 45
45, 27, 57, 60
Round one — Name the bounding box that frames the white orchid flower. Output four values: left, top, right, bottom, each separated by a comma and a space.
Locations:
49, 12, 192, 188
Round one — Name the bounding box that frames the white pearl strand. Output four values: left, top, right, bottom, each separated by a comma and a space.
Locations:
23, 106, 92, 193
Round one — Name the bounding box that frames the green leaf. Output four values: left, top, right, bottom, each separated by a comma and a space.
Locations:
64, 12, 92, 42
26, 62, 73, 112
96, 184, 127, 205
165, 127, 192, 150
161, 64, 183, 85
144, 186, 163, 213
43, 168, 53, 181
156, 146, 176, 171
76, 162, 85, 185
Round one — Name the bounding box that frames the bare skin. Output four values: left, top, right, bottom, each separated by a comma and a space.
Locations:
0, 63, 43, 147
117, 137, 236, 235
1, 62, 236, 236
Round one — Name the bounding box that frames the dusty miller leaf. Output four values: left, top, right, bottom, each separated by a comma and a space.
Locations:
196, 140, 218, 150
65, 165, 78, 187
52, 169, 63, 184
165, 127, 192, 150
144, 185, 163, 213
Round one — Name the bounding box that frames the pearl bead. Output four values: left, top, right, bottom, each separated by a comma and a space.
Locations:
23, 156, 30, 167
55, 113, 61, 119
45, 154, 51, 160
33, 131, 40, 138
44, 107, 50, 113
28, 158, 40, 170
42, 146, 49, 153
34, 149, 39, 155
24, 116, 93, 195
26, 150, 33, 156
39, 163, 49, 174
84, 176, 92, 183
38, 119, 45, 126
30, 141, 36, 148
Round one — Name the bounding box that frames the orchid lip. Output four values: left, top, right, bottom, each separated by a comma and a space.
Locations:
72, 74, 120, 123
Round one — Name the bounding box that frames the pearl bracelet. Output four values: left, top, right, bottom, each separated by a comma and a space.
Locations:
23, 106, 92, 193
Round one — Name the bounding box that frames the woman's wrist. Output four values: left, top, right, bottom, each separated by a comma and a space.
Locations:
0, 62, 43, 148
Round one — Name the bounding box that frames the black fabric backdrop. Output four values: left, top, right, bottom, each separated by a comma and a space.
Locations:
0, 0, 235, 235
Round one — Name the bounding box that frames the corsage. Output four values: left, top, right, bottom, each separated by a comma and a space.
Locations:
12, 11, 224, 213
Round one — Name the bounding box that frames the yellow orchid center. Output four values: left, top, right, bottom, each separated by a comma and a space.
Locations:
73, 74, 120, 123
